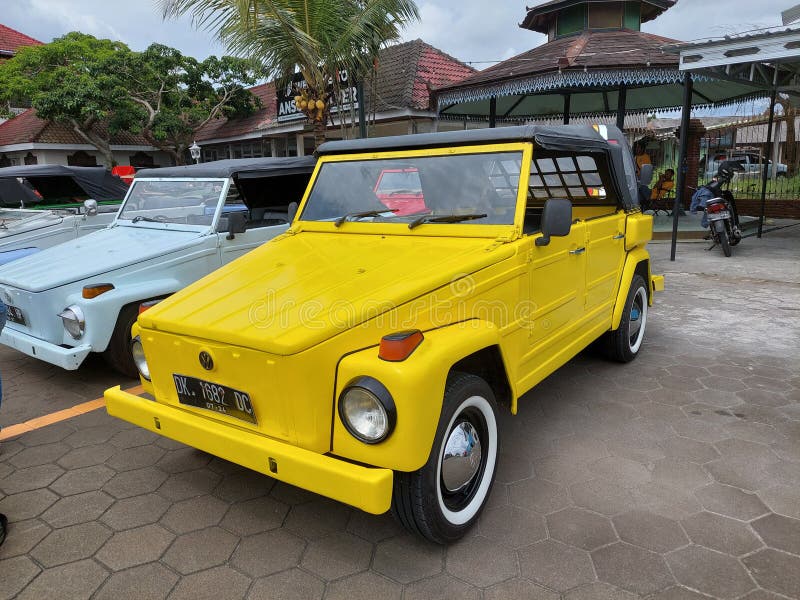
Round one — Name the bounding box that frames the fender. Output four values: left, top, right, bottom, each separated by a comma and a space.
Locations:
333, 320, 511, 472
611, 248, 651, 331
712, 219, 726, 233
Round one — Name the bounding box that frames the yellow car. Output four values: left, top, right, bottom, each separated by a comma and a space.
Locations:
106, 124, 664, 544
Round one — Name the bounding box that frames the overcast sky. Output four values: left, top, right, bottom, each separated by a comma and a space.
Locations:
2, 0, 795, 67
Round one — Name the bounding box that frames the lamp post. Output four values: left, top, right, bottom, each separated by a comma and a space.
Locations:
189, 141, 201, 164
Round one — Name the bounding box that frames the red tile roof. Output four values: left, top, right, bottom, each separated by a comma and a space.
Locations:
0, 23, 42, 56
195, 82, 278, 142
0, 109, 152, 147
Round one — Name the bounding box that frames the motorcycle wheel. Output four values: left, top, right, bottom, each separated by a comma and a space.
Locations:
719, 227, 732, 257
730, 228, 742, 246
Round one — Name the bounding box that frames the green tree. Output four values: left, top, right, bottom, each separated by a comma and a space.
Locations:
159, 0, 419, 148
0, 33, 260, 167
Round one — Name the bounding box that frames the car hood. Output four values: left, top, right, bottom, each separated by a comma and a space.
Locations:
0, 225, 205, 292
0, 209, 62, 237
142, 231, 515, 355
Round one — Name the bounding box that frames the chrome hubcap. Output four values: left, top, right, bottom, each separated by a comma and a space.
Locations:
441, 421, 483, 493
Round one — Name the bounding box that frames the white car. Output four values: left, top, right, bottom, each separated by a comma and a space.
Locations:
704, 151, 787, 179
0, 165, 129, 265
0, 156, 316, 376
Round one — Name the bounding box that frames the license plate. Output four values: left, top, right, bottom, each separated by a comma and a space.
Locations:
710, 211, 730, 220
173, 374, 257, 424
6, 304, 26, 326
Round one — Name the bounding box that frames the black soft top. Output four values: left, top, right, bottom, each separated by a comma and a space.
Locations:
0, 164, 129, 205
317, 125, 638, 209
136, 156, 317, 180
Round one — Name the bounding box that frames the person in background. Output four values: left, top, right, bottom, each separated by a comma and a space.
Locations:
634, 142, 652, 176
650, 168, 675, 202
0, 300, 6, 546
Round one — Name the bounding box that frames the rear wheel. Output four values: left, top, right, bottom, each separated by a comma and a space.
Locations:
718, 228, 732, 257
392, 372, 499, 544
102, 304, 139, 378
603, 274, 648, 363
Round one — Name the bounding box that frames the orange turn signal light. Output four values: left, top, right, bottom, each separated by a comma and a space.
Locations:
138, 299, 162, 315
378, 330, 424, 362
82, 283, 114, 299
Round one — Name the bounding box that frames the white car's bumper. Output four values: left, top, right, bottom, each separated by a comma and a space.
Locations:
0, 327, 92, 370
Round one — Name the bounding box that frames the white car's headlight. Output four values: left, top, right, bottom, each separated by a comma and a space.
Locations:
58, 305, 85, 339
131, 336, 150, 381
338, 377, 396, 444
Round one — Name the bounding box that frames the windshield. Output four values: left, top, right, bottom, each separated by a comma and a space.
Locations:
301, 152, 522, 225
118, 179, 227, 225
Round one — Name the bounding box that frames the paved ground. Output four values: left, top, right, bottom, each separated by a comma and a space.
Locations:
0, 226, 799, 600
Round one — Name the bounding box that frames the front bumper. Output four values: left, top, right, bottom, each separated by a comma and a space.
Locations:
104, 386, 394, 514
0, 327, 91, 370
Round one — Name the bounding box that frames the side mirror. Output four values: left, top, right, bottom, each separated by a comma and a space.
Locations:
639, 163, 654, 187
225, 211, 247, 240
535, 198, 572, 247
83, 199, 99, 216
287, 201, 299, 223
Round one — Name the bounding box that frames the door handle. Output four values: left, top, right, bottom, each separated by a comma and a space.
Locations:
569, 247, 586, 255
613, 234, 625, 240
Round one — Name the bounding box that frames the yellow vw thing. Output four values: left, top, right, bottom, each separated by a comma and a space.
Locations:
106, 125, 664, 543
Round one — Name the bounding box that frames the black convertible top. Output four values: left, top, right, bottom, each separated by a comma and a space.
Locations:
0, 164, 129, 205
316, 125, 638, 209
136, 156, 317, 180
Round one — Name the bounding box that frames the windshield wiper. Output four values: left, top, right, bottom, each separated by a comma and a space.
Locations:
408, 213, 488, 230
131, 215, 166, 223
334, 209, 395, 227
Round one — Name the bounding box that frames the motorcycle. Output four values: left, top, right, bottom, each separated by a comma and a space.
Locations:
700, 166, 742, 257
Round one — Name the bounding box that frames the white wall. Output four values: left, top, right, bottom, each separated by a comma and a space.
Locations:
0, 148, 173, 168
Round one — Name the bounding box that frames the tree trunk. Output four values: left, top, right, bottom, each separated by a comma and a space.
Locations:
69, 119, 115, 168
313, 118, 327, 150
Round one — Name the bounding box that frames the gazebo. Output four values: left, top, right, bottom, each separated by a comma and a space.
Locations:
435, 0, 763, 128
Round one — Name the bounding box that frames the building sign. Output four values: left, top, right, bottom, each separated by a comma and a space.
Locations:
277, 70, 359, 123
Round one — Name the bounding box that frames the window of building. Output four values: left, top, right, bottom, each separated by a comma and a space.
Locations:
623, 1, 641, 30
557, 4, 586, 37
588, 2, 623, 29
24, 152, 38, 165
67, 151, 98, 167
528, 153, 616, 205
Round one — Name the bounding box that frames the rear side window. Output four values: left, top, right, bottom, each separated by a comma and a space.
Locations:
528, 153, 617, 205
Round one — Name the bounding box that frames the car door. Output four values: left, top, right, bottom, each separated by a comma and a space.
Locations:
584, 211, 626, 321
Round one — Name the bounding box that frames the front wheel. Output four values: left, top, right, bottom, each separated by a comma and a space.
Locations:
718, 227, 732, 257
102, 304, 140, 378
603, 274, 648, 363
392, 372, 499, 544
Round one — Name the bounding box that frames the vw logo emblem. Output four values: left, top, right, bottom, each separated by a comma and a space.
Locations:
199, 351, 214, 371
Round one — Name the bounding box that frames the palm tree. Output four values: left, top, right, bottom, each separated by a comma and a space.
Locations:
159, 0, 419, 147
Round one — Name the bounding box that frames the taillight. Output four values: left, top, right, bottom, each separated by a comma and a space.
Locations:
707, 202, 725, 214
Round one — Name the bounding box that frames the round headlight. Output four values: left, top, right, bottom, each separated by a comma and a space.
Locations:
131, 336, 150, 380
339, 377, 396, 444
58, 305, 85, 339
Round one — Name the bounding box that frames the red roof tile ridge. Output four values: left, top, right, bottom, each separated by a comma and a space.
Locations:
0, 109, 48, 145
0, 23, 43, 52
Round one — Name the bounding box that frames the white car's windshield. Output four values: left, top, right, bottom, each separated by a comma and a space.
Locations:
301, 152, 522, 225
118, 180, 227, 225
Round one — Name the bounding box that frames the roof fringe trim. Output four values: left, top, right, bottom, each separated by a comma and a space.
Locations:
437, 68, 716, 107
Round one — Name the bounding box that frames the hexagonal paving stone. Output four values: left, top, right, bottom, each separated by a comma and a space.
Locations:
347, 511, 402, 543
93, 562, 179, 600
247, 568, 325, 600
402, 574, 480, 600
533, 454, 593, 485
759, 484, 800, 519
651, 459, 711, 491
100, 492, 171, 530
547, 507, 617, 551
681, 511, 762, 556
373, 534, 443, 583
750, 513, 800, 555
56, 444, 116, 470
478, 505, 546, 549
508, 478, 569, 513
494, 451, 534, 484
631, 482, 702, 520
657, 436, 720, 464
212, 469, 274, 503
0, 488, 58, 521
102, 467, 169, 499
570, 478, 637, 516
563, 582, 638, 600
694, 483, 769, 521
666, 545, 755, 599
743, 549, 800, 597
96, 523, 175, 570
105, 444, 166, 472
166, 566, 251, 600
8, 443, 70, 469
159, 494, 228, 534
648, 587, 722, 599
162, 527, 239, 574
484, 577, 559, 600
0, 556, 40, 600
324, 572, 402, 600
156, 447, 212, 473
519, 539, 595, 592
0, 463, 64, 494
48, 464, 115, 496
704, 458, 773, 492
40, 490, 114, 528
590, 456, 652, 487
612, 510, 689, 553
157, 468, 222, 502
30, 521, 112, 567
63, 426, 116, 448
220, 496, 289, 536
109, 427, 160, 449
300, 531, 372, 581
230, 528, 305, 578
18, 422, 75, 446
592, 542, 674, 597
284, 498, 351, 539
15, 558, 108, 600
0, 519, 51, 559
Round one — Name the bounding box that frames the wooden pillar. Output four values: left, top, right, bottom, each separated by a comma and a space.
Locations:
616, 85, 627, 130
489, 96, 497, 129
671, 73, 693, 262
759, 85, 778, 238
563, 94, 571, 125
